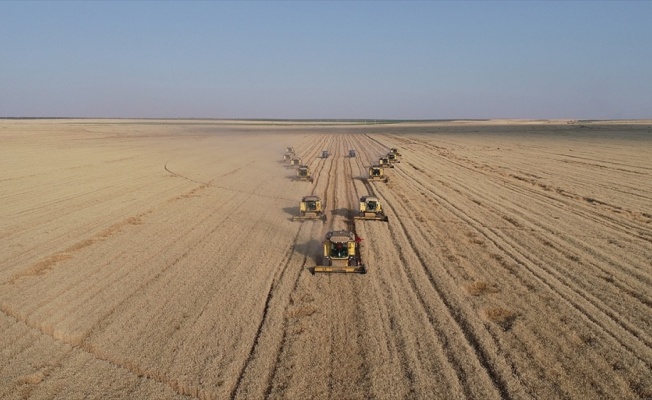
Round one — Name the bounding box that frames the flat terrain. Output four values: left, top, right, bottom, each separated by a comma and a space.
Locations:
1, 119, 651, 399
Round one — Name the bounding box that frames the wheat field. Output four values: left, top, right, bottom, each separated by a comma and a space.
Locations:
1, 119, 651, 399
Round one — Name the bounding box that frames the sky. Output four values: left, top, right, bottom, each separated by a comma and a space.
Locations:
1, 1, 651, 120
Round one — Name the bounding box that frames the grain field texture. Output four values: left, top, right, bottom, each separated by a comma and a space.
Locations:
1, 119, 651, 399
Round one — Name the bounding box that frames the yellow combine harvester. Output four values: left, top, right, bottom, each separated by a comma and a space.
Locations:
379, 157, 394, 168
286, 146, 295, 154
313, 230, 366, 274
283, 153, 292, 161
386, 153, 400, 164
348, 149, 356, 157
367, 165, 389, 182
290, 157, 302, 166
389, 147, 401, 156
295, 165, 314, 183
292, 195, 326, 221
354, 195, 389, 222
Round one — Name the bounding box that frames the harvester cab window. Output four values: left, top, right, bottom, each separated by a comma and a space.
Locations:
331, 242, 348, 258
372, 169, 380, 176
299, 169, 307, 176
306, 201, 317, 211
367, 201, 377, 211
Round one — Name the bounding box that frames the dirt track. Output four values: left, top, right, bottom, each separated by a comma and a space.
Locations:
1, 119, 651, 399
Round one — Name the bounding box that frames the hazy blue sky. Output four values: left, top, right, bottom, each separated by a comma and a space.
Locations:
1, 1, 651, 119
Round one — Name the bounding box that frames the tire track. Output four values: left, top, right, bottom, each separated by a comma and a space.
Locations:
400, 140, 652, 288
230, 220, 310, 399
331, 134, 374, 397
347, 133, 426, 397
398, 135, 652, 236
388, 146, 652, 361
357, 133, 511, 398
362, 129, 652, 397
387, 134, 652, 313
235, 135, 337, 398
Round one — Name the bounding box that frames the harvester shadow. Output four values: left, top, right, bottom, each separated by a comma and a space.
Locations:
330, 208, 352, 218
294, 239, 322, 267
282, 206, 298, 220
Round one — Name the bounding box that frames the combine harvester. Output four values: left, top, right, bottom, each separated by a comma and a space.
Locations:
295, 165, 314, 183
379, 156, 394, 168
283, 147, 295, 161
389, 147, 401, 156
386, 152, 400, 164
348, 149, 356, 157
312, 230, 366, 274
354, 196, 389, 222
367, 165, 389, 183
292, 196, 326, 221
321, 150, 330, 159
290, 157, 302, 166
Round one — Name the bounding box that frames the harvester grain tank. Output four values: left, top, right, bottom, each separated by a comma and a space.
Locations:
296, 165, 314, 183
312, 230, 366, 274
354, 195, 389, 222
292, 196, 326, 221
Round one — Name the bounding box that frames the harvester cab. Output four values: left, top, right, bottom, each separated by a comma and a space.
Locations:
292, 195, 326, 221
321, 150, 330, 159
354, 195, 389, 222
312, 230, 366, 274
291, 157, 302, 166
368, 165, 389, 182
348, 149, 356, 157
296, 165, 314, 182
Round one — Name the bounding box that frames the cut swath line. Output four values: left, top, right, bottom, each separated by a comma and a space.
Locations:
6, 213, 149, 285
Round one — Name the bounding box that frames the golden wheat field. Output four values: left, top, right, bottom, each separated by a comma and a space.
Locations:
1, 119, 651, 399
